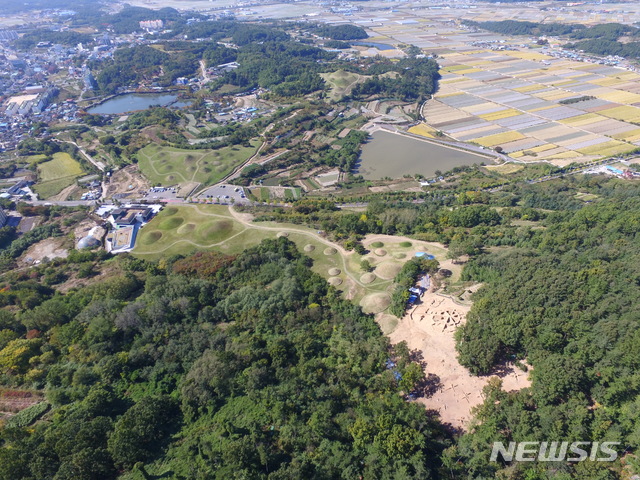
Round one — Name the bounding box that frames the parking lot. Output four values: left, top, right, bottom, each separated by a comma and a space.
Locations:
196, 184, 251, 205
141, 186, 182, 201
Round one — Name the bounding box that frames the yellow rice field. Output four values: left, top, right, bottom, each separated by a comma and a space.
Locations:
589, 77, 628, 87
600, 106, 640, 123
576, 140, 635, 156
528, 105, 557, 113
599, 91, 640, 104
479, 109, 522, 121
551, 151, 586, 159
514, 85, 543, 93
559, 113, 604, 126
474, 131, 525, 147
613, 131, 640, 142
408, 123, 437, 138
530, 143, 560, 153
502, 51, 552, 61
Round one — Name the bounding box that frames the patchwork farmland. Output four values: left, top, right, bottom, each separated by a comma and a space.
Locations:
311, 8, 640, 166
421, 50, 640, 164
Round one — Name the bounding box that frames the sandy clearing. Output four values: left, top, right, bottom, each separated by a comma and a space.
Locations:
21, 238, 69, 264
105, 165, 150, 199
389, 289, 530, 430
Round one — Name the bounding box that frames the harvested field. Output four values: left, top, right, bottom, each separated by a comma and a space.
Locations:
33, 153, 85, 199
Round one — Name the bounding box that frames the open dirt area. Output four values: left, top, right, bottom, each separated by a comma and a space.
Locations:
0, 388, 44, 420
49, 184, 84, 202
388, 289, 530, 430
105, 165, 150, 199
20, 238, 69, 265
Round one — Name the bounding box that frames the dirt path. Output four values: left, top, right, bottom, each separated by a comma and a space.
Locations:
390, 289, 530, 430
199, 59, 210, 84
50, 184, 76, 202
228, 207, 371, 288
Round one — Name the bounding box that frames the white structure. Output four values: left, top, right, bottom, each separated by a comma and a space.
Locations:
139, 20, 164, 30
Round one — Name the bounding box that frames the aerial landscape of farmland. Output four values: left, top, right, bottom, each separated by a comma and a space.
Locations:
2, 1, 640, 478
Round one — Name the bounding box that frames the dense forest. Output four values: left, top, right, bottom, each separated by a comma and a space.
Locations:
70, 6, 184, 35
0, 239, 449, 479
449, 181, 640, 478
313, 24, 369, 40
251, 178, 640, 478
84, 21, 334, 96
351, 57, 440, 102
0, 170, 639, 479
13, 30, 95, 50
463, 19, 580, 37
213, 41, 334, 96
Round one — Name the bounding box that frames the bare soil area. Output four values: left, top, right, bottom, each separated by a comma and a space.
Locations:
21, 238, 69, 265
389, 289, 530, 430
0, 388, 44, 419
49, 184, 83, 201
105, 165, 150, 199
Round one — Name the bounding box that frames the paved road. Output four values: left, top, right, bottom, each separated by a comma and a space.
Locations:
25, 153, 632, 209
28, 200, 97, 207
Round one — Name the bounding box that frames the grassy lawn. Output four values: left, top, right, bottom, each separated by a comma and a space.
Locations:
137, 140, 261, 187
134, 206, 453, 317
37, 152, 84, 181
320, 70, 364, 101
135, 205, 248, 258
33, 152, 85, 199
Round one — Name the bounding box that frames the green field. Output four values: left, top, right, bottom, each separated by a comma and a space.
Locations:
137, 141, 261, 187
134, 205, 453, 315
33, 152, 85, 199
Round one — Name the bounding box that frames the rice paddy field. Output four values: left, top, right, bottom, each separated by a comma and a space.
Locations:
33, 152, 85, 199
134, 205, 452, 314
137, 140, 261, 187
421, 49, 640, 163
304, 7, 640, 166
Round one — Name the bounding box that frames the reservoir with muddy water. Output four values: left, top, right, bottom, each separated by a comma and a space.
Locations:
87, 92, 192, 115
357, 130, 490, 180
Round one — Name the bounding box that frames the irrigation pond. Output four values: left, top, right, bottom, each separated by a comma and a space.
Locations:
357, 130, 488, 179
